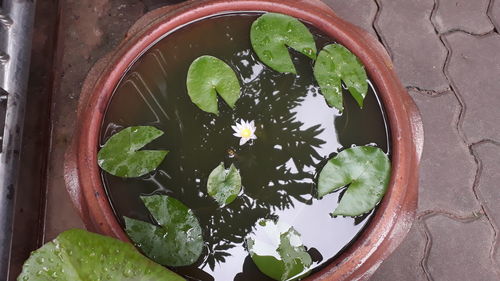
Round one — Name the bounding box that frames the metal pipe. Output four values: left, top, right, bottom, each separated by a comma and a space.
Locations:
0, 51, 8, 64
0, 9, 13, 27
0, 1, 36, 280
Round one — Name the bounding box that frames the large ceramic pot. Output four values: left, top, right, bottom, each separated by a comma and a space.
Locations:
65, 0, 423, 280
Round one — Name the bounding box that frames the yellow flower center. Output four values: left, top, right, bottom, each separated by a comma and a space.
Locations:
241, 128, 252, 138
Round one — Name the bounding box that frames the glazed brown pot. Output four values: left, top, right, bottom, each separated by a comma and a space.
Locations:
65, 0, 423, 280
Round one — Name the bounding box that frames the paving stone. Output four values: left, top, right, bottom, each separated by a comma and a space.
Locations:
445, 32, 500, 143
376, 0, 449, 92
425, 215, 498, 281
491, 0, 500, 30
410, 91, 478, 215
322, 0, 377, 36
434, 0, 493, 34
370, 224, 427, 281
473, 142, 500, 269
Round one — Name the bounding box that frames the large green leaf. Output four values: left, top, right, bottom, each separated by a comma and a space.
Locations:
313, 44, 368, 111
207, 163, 242, 207
317, 146, 391, 217
124, 195, 204, 267
246, 219, 312, 281
250, 13, 317, 74
17, 229, 185, 281
186, 55, 241, 115
98, 126, 168, 178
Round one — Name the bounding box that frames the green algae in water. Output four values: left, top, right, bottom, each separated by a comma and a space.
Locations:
100, 13, 390, 281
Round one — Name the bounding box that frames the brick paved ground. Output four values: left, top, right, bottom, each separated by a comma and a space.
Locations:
324, 0, 500, 280
32, 0, 500, 280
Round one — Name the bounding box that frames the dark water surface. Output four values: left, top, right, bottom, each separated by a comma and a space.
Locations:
100, 13, 390, 281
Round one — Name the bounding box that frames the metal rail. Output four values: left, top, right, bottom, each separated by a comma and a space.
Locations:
0, 1, 36, 280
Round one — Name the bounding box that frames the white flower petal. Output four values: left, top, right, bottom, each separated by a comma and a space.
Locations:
240, 138, 249, 146
236, 122, 244, 130
233, 133, 241, 137
251, 135, 257, 140
231, 125, 239, 133
250, 120, 255, 128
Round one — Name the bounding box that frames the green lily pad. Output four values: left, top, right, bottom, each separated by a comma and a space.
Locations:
317, 146, 391, 217
98, 126, 168, 178
124, 195, 204, 267
17, 229, 185, 281
207, 163, 242, 207
186, 55, 241, 115
246, 219, 312, 281
313, 44, 368, 111
250, 13, 317, 74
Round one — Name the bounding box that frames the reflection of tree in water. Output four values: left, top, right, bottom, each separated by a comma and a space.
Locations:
201, 49, 325, 271
142, 48, 327, 277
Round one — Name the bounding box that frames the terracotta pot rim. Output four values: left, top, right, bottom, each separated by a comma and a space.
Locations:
66, 1, 423, 280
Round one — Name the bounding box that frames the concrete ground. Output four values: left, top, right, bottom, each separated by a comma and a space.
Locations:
11, 0, 500, 280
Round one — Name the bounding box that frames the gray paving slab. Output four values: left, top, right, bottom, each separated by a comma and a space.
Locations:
425, 215, 499, 281
491, 0, 500, 30
375, 0, 449, 92
410, 91, 478, 215
445, 32, 500, 144
434, 0, 493, 34
370, 223, 427, 281
472, 141, 500, 270
322, 0, 377, 36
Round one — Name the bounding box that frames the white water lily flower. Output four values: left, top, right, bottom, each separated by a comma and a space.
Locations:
232, 119, 257, 146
